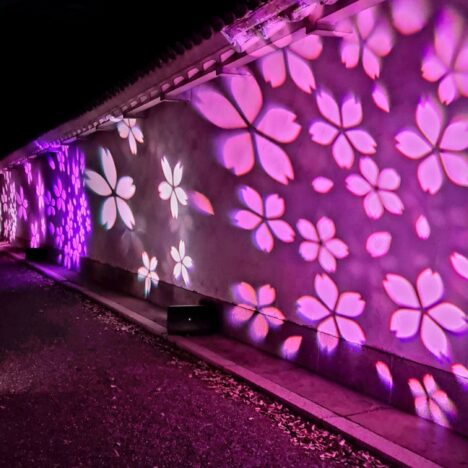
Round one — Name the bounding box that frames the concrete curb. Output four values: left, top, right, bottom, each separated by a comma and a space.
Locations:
4, 250, 442, 468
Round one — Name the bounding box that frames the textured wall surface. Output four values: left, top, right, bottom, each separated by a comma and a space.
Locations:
1, 0, 467, 435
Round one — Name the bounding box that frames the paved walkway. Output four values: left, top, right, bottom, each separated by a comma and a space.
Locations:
0, 253, 351, 467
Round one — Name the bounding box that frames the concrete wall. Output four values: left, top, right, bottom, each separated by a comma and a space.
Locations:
1, 0, 467, 436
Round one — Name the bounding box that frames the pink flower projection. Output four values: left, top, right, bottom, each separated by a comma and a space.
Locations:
450, 252, 468, 280
296, 217, 348, 272
258, 34, 323, 94
117, 118, 144, 155
297, 273, 366, 353
339, 6, 394, 80
372, 82, 390, 113
30, 222, 39, 248
232, 186, 294, 253
24, 161, 32, 185
311, 176, 333, 194
16, 186, 28, 221
408, 374, 456, 428
85, 148, 136, 230
452, 364, 468, 389
54, 179, 67, 212
281, 336, 303, 360
230, 282, 285, 342
309, 92, 376, 169
366, 231, 392, 258
395, 98, 468, 194
384, 269, 467, 359
45, 191, 56, 217
188, 191, 214, 216
421, 7, 468, 105
415, 215, 430, 239
390, 0, 430, 36
346, 157, 404, 219
375, 361, 393, 389
36, 174, 44, 210
192, 72, 301, 184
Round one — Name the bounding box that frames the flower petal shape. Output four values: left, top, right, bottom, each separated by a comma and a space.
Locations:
254, 222, 274, 253
346, 175, 371, 196
192, 86, 245, 129
161, 157, 173, 185
317, 216, 335, 241
451, 252, 468, 280
325, 239, 349, 258
299, 242, 319, 261
421, 316, 448, 359
416, 99, 442, 145
366, 231, 392, 257
336, 317, 365, 344
101, 197, 117, 229
297, 296, 330, 321
440, 121, 468, 151
315, 273, 338, 310
222, 132, 255, 176
395, 131, 432, 159
171, 246, 181, 262
228, 73, 262, 125
341, 95, 363, 128
440, 152, 468, 187
362, 47, 381, 79
429, 303, 466, 332
101, 148, 117, 190
378, 168, 401, 190
309, 121, 339, 145
418, 154, 443, 194
415, 215, 431, 239
332, 134, 354, 168
336, 292, 365, 317
346, 129, 377, 154
239, 186, 263, 215
318, 247, 337, 272
380, 191, 404, 215
417, 268, 443, 308
175, 187, 188, 206
158, 181, 172, 200
286, 51, 316, 93
311, 177, 334, 193
232, 282, 257, 307
372, 81, 390, 112
260, 50, 286, 88
340, 38, 360, 70
289, 34, 323, 60
233, 210, 262, 230
265, 194, 285, 218
170, 193, 179, 218
364, 191, 384, 219
85, 170, 112, 196
116, 176, 136, 200
258, 284, 275, 307
173, 162, 183, 186
316, 90, 341, 126
254, 134, 294, 185
383, 274, 419, 308
249, 314, 269, 342
268, 220, 295, 243
390, 309, 420, 338
360, 157, 379, 185
297, 219, 318, 241
116, 198, 135, 229
230, 306, 255, 325
257, 108, 301, 143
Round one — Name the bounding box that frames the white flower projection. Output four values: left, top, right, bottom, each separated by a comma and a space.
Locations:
171, 240, 193, 286
85, 147, 136, 230
297, 273, 366, 353
384, 269, 466, 359
117, 118, 144, 155
310, 92, 377, 169
158, 157, 187, 219
138, 251, 159, 298
296, 217, 348, 272
346, 157, 404, 219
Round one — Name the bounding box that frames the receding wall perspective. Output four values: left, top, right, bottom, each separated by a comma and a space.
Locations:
1, 0, 467, 436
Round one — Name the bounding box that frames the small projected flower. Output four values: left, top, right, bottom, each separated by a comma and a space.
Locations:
408, 374, 456, 428
383, 268, 466, 359
296, 217, 348, 272
346, 157, 404, 219
30, 222, 39, 248
137, 251, 159, 298
310, 91, 377, 169
16, 186, 28, 221
297, 273, 366, 353
158, 156, 187, 219
232, 185, 294, 253
36, 174, 45, 210
171, 240, 193, 286
24, 161, 32, 185
85, 147, 136, 230
117, 118, 144, 155
54, 179, 67, 212
45, 190, 56, 217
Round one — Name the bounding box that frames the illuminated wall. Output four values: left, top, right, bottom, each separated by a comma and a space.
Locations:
1, 0, 467, 435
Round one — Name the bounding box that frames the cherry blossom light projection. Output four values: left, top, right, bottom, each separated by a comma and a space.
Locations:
1, 0, 467, 436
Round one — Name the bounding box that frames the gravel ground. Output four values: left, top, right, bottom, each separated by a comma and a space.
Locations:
0, 254, 389, 467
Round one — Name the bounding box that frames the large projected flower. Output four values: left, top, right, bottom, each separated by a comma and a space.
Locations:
296, 217, 348, 272
171, 240, 193, 286
230, 282, 285, 342
232, 185, 294, 253
258, 34, 323, 93
421, 7, 468, 105
339, 6, 394, 80
138, 251, 159, 298
297, 273, 366, 353
158, 156, 187, 219
395, 99, 468, 194
192, 72, 301, 184
24, 161, 32, 185
408, 374, 456, 428
383, 269, 466, 359
16, 186, 28, 221
310, 92, 376, 169
346, 157, 404, 219
85, 147, 136, 230
117, 118, 144, 155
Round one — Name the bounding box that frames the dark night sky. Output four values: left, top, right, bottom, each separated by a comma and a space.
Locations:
0, 0, 258, 158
